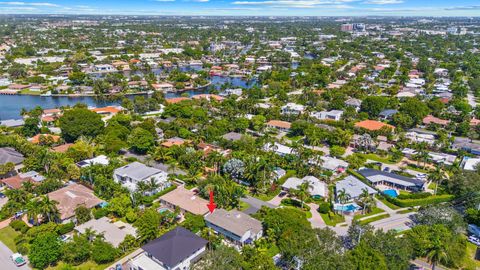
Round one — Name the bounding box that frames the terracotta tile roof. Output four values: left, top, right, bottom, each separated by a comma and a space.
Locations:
43, 108, 61, 114
51, 143, 74, 153
354, 120, 395, 131
30, 134, 61, 144
47, 183, 102, 220
266, 120, 292, 129
41, 116, 56, 122
1, 175, 35, 190
166, 97, 190, 104
161, 137, 188, 148
422, 115, 450, 126
91, 106, 122, 114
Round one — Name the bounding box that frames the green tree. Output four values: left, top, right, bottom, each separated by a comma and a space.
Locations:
135, 209, 162, 243
29, 232, 62, 269
59, 107, 104, 142
91, 238, 117, 264
127, 127, 155, 154
74, 205, 92, 224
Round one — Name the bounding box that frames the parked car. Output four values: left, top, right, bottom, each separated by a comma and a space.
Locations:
0, 192, 6, 198
409, 264, 424, 270
279, 191, 287, 198
468, 235, 480, 246
10, 253, 26, 267
115, 264, 123, 270
13, 211, 24, 219
383, 167, 391, 172
59, 235, 71, 242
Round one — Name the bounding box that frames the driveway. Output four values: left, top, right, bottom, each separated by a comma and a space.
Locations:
369, 213, 413, 232
241, 196, 276, 215
307, 203, 326, 229
0, 241, 30, 270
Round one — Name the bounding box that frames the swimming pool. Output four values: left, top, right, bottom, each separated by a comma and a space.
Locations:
158, 207, 171, 214
333, 203, 361, 212
383, 189, 398, 198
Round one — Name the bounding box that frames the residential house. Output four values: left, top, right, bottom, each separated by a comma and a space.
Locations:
422, 115, 450, 127
428, 152, 456, 166
310, 110, 344, 121
205, 209, 263, 245
263, 142, 294, 156
461, 157, 480, 171
378, 109, 398, 120
358, 168, 425, 192
405, 131, 436, 145
0, 119, 25, 128
222, 132, 243, 142
266, 120, 291, 132
318, 156, 348, 173
335, 175, 378, 201
345, 98, 362, 111
161, 137, 188, 148
0, 147, 24, 166
281, 176, 328, 198
354, 120, 395, 132
47, 183, 103, 223
1, 171, 44, 190
113, 162, 170, 194
76, 155, 109, 168
75, 217, 136, 247
159, 186, 209, 216
129, 227, 207, 270
280, 103, 305, 116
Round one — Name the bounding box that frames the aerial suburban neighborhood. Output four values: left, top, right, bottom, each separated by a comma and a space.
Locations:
0, 9, 479, 270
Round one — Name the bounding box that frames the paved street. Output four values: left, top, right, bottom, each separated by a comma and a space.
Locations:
0, 242, 30, 270
241, 196, 276, 214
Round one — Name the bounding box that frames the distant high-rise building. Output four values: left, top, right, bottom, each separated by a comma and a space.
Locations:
353, 23, 366, 32
341, 24, 353, 32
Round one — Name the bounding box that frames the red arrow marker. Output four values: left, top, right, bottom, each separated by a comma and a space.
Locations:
207, 190, 216, 213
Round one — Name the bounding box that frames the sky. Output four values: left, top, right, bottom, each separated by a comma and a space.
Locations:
0, 0, 479, 16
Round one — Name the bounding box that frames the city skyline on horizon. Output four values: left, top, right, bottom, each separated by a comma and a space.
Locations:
0, 0, 479, 17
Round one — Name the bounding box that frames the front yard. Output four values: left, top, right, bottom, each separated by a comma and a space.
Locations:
0, 226, 19, 252
320, 212, 345, 226
353, 207, 385, 220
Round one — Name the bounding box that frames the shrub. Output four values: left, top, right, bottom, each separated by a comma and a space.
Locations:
10, 220, 29, 233
281, 198, 311, 211
57, 222, 75, 235
397, 192, 431, 200
91, 239, 117, 264
385, 194, 454, 208
318, 202, 331, 214
93, 208, 108, 219
125, 210, 138, 223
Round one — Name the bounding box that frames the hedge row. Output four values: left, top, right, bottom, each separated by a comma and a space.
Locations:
281, 198, 311, 211
385, 194, 454, 208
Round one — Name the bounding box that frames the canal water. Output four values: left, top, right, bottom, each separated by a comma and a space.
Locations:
0, 76, 258, 120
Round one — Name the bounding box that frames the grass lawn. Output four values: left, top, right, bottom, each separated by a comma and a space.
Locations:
286, 135, 304, 142
252, 190, 280, 202
47, 260, 110, 270
238, 201, 250, 211
361, 153, 397, 165
463, 242, 480, 270
320, 213, 345, 226
19, 89, 42, 95
353, 207, 385, 220
428, 182, 437, 190
396, 208, 417, 214
405, 165, 430, 173
358, 213, 390, 225
376, 195, 400, 210
0, 226, 20, 252
265, 244, 280, 257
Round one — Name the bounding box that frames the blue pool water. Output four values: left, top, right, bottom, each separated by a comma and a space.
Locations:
383, 189, 398, 198
334, 203, 361, 212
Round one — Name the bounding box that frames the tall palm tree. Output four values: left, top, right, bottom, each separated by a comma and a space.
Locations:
25, 199, 41, 225
428, 165, 445, 195
358, 188, 375, 214
425, 239, 448, 270
147, 177, 160, 193
294, 181, 312, 209
38, 195, 60, 223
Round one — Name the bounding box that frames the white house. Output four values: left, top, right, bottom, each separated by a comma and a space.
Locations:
282, 176, 328, 198
281, 103, 305, 115
113, 162, 169, 195
311, 110, 344, 121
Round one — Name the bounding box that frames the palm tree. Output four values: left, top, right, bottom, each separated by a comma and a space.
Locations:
425, 239, 448, 270
428, 166, 445, 195
38, 195, 60, 223
336, 188, 351, 215
25, 199, 41, 225
294, 181, 312, 209
358, 188, 375, 214
147, 177, 160, 193
22, 181, 35, 193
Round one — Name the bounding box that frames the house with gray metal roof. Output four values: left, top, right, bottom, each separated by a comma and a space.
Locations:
205, 209, 263, 245
113, 162, 169, 195
129, 226, 207, 270
0, 147, 24, 166
335, 175, 377, 201
0, 119, 25, 128
358, 168, 425, 192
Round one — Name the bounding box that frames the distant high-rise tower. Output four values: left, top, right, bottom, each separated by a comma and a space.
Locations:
341, 23, 354, 32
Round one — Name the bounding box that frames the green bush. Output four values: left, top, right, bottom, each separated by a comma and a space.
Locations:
57, 222, 75, 235
125, 210, 138, 223
93, 207, 108, 219
281, 198, 311, 211
397, 192, 431, 200
318, 202, 331, 214
10, 220, 29, 233
385, 194, 454, 207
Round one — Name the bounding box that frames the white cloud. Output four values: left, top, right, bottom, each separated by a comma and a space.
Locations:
0, 1, 59, 7
364, 0, 403, 4
232, 0, 356, 8
155, 0, 176, 2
